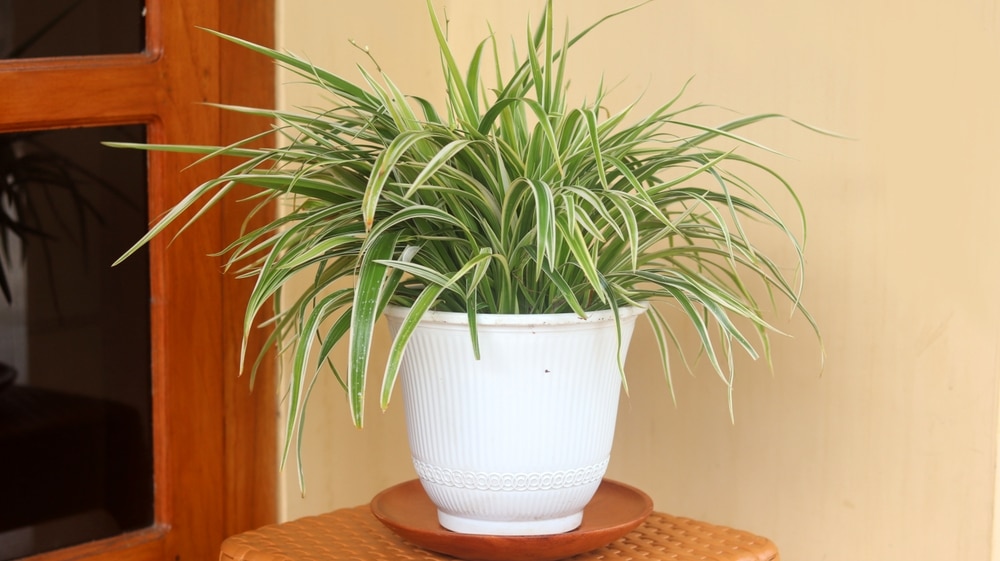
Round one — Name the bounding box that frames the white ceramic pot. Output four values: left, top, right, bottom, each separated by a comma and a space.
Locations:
384, 305, 645, 536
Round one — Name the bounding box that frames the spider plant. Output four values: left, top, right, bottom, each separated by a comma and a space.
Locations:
111, 0, 821, 468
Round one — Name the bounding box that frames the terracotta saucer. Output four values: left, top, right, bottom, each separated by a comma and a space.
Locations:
370, 478, 653, 561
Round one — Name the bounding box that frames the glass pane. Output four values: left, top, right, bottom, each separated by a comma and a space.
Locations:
0, 0, 145, 60
0, 125, 152, 559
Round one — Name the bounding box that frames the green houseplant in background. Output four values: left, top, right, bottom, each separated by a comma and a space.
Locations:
112, 0, 823, 536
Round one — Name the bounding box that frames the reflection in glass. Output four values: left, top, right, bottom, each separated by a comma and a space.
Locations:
0, 125, 152, 559
0, 0, 144, 60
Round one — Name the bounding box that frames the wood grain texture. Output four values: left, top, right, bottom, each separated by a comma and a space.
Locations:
148, 2, 226, 559
0, 56, 161, 133
218, 0, 279, 541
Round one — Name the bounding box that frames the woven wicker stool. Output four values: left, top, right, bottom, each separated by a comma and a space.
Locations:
220, 504, 779, 561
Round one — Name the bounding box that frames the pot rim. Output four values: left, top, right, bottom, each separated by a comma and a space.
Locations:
383, 303, 648, 327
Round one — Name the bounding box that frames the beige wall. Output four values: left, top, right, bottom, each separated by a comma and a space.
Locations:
276, 1, 1000, 559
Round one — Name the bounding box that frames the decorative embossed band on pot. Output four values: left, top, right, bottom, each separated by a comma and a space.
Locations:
386, 305, 644, 536
411, 458, 610, 491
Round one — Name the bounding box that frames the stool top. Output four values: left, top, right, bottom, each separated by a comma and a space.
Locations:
220, 505, 779, 561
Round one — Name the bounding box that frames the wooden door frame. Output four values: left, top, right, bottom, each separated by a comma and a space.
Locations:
0, 1, 277, 560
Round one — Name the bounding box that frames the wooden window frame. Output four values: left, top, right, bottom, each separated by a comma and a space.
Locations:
0, 2, 277, 560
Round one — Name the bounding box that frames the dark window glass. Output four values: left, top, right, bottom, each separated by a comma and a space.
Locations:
0, 0, 145, 60
0, 125, 152, 559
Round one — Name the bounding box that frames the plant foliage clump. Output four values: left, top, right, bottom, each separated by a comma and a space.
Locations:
112, 1, 821, 473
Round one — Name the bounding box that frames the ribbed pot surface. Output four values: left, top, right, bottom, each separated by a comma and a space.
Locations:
385, 306, 644, 536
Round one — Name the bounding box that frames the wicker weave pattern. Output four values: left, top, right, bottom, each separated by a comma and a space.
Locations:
220, 506, 779, 561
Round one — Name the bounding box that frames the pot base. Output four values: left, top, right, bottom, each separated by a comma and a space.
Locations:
370, 478, 654, 561
438, 510, 583, 536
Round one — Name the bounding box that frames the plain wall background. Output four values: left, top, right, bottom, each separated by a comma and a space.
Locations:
275, 1, 1000, 559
